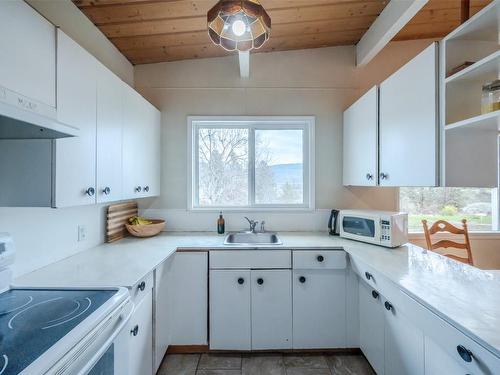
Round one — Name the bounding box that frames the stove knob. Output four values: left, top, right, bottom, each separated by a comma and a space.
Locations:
130, 325, 139, 336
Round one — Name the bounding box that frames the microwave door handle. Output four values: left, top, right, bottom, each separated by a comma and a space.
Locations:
75, 303, 134, 375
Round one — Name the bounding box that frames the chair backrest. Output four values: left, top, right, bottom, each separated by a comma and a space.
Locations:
422, 219, 474, 265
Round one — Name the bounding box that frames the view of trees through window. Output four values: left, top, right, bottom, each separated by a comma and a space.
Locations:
400, 187, 497, 232
197, 126, 305, 207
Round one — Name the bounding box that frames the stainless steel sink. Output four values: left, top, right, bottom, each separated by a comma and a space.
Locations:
224, 232, 282, 245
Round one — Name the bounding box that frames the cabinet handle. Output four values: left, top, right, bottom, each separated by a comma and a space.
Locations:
137, 281, 146, 291
135, 186, 142, 193
317, 255, 324, 262
237, 277, 244, 285
371, 290, 379, 299
85, 187, 95, 197
299, 276, 306, 283
103, 187, 111, 195
366, 173, 374, 180
130, 325, 139, 336
257, 278, 264, 285
365, 271, 373, 280
457, 345, 473, 363
144, 186, 150, 192
384, 301, 393, 311
380, 173, 389, 180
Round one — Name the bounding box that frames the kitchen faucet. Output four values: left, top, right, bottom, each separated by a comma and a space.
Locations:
244, 217, 259, 233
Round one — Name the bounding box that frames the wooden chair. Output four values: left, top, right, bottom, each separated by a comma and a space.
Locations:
422, 219, 474, 265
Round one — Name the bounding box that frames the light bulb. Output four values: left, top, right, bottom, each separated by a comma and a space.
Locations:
231, 20, 246, 36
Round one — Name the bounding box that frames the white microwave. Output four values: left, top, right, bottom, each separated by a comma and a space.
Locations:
339, 210, 408, 248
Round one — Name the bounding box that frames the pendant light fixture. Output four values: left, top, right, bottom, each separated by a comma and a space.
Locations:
207, 0, 271, 52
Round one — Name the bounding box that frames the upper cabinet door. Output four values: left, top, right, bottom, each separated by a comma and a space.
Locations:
379, 43, 439, 187
0, 0, 56, 108
54, 30, 97, 207
143, 103, 161, 197
343, 86, 378, 186
96, 63, 123, 203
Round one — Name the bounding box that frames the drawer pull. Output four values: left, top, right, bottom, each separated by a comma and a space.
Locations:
384, 301, 393, 311
257, 278, 264, 285
365, 271, 373, 280
237, 277, 245, 285
371, 290, 379, 299
457, 345, 473, 363
138, 281, 146, 291
130, 325, 139, 336
317, 255, 324, 262
299, 276, 306, 283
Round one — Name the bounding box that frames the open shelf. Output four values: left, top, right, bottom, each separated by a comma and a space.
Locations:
445, 50, 500, 84
445, 110, 500, 131
444, 1, 500, 42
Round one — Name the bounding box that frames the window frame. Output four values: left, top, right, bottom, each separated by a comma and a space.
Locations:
187, 116, 315, 211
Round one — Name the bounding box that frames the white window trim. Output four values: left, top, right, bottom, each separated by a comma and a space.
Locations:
187, 116, 315, 211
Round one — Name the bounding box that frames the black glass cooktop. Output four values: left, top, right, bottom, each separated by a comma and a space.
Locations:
0, 288, 116, 375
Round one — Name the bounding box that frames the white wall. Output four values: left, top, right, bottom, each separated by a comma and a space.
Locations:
26, 0, 134, 85
134, 41, 435, 231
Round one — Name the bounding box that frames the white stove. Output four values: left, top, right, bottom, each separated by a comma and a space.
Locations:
0, 234, 133, 375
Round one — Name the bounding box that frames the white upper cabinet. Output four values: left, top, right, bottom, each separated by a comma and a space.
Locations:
0, 0, 56, 109
379, 43, 439, 187
54, 30, 97, 207
343, 86, 378, 186
122, 88, 161, 199
96, 63, 123, 203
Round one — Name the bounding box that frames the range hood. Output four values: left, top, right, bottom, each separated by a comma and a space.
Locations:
0, 92, 78, 139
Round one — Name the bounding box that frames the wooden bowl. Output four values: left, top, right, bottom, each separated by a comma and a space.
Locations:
125, 219, 165, 238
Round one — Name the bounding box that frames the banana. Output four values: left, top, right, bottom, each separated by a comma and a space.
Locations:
128, 216, 153, 225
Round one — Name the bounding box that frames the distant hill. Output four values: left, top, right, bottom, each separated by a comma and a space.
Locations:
271, 163, 303, 186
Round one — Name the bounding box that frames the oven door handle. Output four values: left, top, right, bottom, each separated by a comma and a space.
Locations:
76, 301, 134, 375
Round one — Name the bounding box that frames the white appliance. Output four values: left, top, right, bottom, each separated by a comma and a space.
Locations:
339, 210, 408, 248
0, 233, 133, 375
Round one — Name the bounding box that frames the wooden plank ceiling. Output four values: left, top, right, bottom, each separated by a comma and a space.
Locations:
73, 0, 492, 65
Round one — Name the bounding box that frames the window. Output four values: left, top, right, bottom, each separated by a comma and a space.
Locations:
400, 187, 498, 232
189, 117, 314, 210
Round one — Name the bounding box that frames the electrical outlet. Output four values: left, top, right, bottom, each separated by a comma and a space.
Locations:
78, 225, 87, 242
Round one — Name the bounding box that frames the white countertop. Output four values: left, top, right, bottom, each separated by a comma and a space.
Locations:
13, 231, 500, 358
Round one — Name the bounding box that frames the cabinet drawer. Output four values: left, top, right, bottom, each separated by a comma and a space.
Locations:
210, 250, 291, 269
131, 272, 153, 304
293, 250, 346, 269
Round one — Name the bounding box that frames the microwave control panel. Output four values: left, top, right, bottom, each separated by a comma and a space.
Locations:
380, 219, 391, 241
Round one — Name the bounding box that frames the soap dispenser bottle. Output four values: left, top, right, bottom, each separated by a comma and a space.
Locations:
217, 211, 225, 234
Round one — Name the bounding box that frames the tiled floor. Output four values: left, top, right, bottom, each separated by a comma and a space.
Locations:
157, 353, 375, 375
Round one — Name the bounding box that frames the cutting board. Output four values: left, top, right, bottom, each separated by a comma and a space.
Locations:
106, 201, 138, 243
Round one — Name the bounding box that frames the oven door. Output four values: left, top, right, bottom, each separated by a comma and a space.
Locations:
340, 214, 381, 244
87, 321, 129, 375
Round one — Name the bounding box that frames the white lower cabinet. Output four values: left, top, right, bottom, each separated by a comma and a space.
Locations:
128, 288, 153, 375
424, 336, 468, 375
359, 282, 385, 375
251, 269, 292, 350
209, 270, 251, 350
292, 268, 346, 349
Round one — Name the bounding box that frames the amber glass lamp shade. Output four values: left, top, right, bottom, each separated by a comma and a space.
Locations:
207, 0, 271, 52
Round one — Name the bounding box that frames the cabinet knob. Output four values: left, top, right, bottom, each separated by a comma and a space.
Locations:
371, 290, 379, 299
365, 271, 373, 280
317, 255, 324, 262
366, 173, 374, 180
237, 277, 245, 285
257, 278, 264, 285
130, 325, 139, 336
144, 186, 150, 192
137, 281, 146, 291
380, 173, 389, 180
457, 345, 473, 363
299, 276, 306, 283
384, 301, 393, 311
103, 187, 111, 195
85, 187, 95, 197
135, 186, 142, 193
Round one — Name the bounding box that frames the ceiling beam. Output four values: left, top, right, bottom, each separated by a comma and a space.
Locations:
239, 51, 250, 78
356, 0, 429, 67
